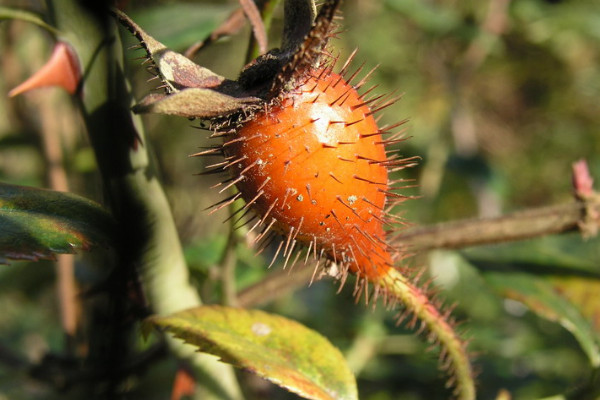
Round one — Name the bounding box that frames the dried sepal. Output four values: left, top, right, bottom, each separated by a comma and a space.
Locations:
281, 0, 318, 52
113, 9, 260, 118
114, 1, 341, 119
269, 0, 342, 98
114, 9, 224, 91
151, 49, 225, 91
133, 87, 259, 119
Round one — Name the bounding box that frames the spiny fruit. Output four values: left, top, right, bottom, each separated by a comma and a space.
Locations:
207, 61, 474, 399
115, 1, 476, 397
217, 66, 409, 280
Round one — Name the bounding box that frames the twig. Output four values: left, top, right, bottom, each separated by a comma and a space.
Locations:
237, 262, 316, 308
239, 0, 268, 56
39, 95, 79, 355
184, 8, 246, 59
393, 197, 599, 252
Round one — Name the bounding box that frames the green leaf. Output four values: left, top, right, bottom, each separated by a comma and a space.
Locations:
147, 305, 358, 400
0, 183, 115, 263
546, 276, 600, 336
482, 271, 600, 368
462, 235, 600, 276
464, 236, 600, 340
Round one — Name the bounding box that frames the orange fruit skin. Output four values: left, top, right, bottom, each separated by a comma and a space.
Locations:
226, 70, 392, 279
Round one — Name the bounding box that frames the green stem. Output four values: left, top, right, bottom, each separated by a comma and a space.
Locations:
379, 269, 475, 400
48, 2, 242, 399
220, 203, 239, 307
0, 6, 59, 34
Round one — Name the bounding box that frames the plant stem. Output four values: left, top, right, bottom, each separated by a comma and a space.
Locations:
240, 0, 267, 59
394, 198, 599, 252
37, 89, 79, 353
48, 2, 243, 399
221, 205, 239, 307
17, 29, 81, 354
238, 263, 315, 308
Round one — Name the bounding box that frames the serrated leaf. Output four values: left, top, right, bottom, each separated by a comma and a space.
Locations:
147, 305, 358, 400
482, 271, 600, 368
0, 183, 115, 263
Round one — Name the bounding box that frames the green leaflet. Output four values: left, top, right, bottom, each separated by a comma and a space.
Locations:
466, 238, 600, 368
147, 305, 358, 400
483, 270, 600, 368
0, 182, 115, 263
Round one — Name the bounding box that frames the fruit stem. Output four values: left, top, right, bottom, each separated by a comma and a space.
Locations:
378, 268, 475, 400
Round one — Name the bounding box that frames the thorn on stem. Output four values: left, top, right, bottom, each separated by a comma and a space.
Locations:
9, 42, 81, 97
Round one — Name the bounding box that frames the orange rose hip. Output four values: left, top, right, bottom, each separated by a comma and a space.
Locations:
221, 68, 398, 279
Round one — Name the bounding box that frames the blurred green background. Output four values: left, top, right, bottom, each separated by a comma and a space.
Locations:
0, 0, 599, 399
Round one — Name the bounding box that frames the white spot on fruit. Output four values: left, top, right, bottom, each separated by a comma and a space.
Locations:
310, 102, 351, 146
347, 195, 357, 205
